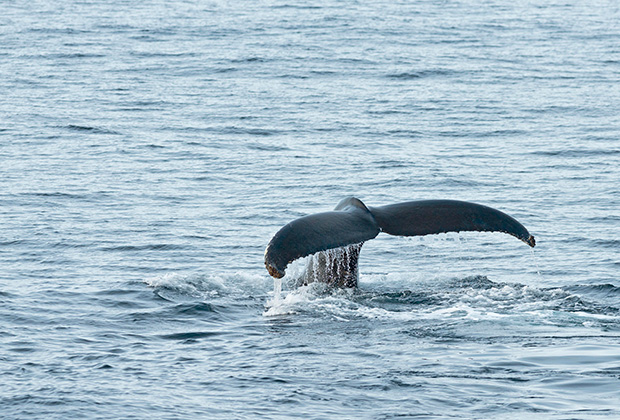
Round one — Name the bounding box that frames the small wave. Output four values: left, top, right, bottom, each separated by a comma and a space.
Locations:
445, 275, 497, 289
375, 159, 411, 169
101, 244, 190, 252
24, 192, 87, 199
159, 331, 221, 340
309, 70, 337, 76
478, 129, 527, 138
276, 73, 309, 79
203, 126, 284, 137
47, 53, 106, 59
530, 149, 620, 157
213, 67, 237, 73
590, 239, 620, 249
587, 215, 620, 222
230, 57, 268, 63
63, 125, 121, 135
144, 271, 269, 300
242, 128, 279, 136
247, 142, 291, 151
386, 69, 455, 80
271, 4, 322, 9
385, 129, 422, 137
50, 240, 93, 249
145, 272, 227, 298
565, 283, 620, 298
0, 239, 26, 247
362, 289, 442, 308
130, 51, 197, 58
26, 27, 91, 34
173, 302, 218, 315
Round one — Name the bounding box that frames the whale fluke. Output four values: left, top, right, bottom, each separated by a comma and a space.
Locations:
264, 198, 379, 278
369, 200, 535, 246
264, 197, 535, 286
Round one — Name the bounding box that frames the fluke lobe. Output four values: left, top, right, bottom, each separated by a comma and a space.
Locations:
264, 197, 535, 288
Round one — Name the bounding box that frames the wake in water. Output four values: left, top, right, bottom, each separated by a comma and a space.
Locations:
264, 273, 620, 327
132, 258, 608, 335
141, 266, 620, 335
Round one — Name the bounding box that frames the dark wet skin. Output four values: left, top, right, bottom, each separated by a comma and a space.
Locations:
265, 197, 535, 287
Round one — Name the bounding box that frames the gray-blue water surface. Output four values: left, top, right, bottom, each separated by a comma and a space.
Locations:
1, 0, 620, 418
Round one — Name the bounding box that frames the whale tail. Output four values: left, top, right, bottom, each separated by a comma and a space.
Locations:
264, 197, 535, 286
369, 200, 535, 247
264, 197, 379, 279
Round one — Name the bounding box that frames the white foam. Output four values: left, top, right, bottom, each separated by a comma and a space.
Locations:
144, 272, 224, 297
144, 270, 269, 298
263, 283, 321, 316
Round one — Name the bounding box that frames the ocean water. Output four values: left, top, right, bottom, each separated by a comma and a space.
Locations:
1, 0, 619, 418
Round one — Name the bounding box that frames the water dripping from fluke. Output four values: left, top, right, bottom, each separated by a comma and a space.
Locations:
263, 243, 362, 317
301, 243, 362, 289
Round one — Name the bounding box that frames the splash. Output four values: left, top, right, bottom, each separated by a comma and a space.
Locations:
266, 275, 282, 307
144, 272, 226, 298
263, 282, 350, 317
144, 271, 268, 298
262, 243, 363, 316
